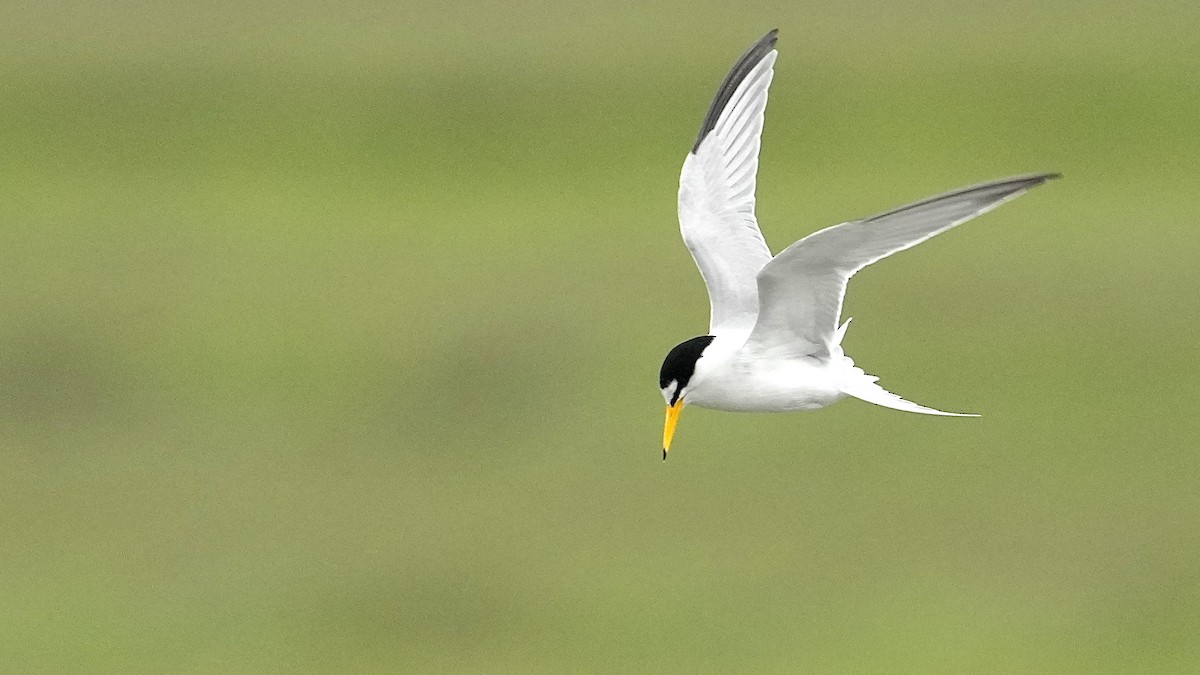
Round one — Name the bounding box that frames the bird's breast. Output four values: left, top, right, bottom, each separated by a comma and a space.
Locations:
686, 356, 848, 413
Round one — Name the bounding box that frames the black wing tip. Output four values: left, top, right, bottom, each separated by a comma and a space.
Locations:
864, 171, 1060, 224
1016, 171, 1062, 184
988, 171, 1061, 194
972, 172, 1062, 188
691, 29, 780, 154
863, 172, 1061, 223
998, 171, 1063, 194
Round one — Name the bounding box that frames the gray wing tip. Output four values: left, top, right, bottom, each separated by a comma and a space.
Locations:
958, 171, 1062, 193
865, 172, 1061, 223
691, 29, 779, 154
986, 171, 1063, 195
987, 171, 1062, 194
1010, 171, 1062, 185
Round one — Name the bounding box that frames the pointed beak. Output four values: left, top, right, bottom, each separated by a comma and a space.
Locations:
662, 398, 684, 460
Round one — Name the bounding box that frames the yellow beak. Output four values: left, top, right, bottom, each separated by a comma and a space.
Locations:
662, 398, 684, 460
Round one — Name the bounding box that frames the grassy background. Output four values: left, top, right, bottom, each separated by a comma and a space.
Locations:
2, 1, 1198, 671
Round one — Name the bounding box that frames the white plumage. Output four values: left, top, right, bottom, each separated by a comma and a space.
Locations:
660, 29, 1056, 452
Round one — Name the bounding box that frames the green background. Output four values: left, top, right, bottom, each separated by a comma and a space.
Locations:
3, 1, 1198, 672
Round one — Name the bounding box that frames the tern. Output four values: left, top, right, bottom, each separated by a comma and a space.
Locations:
659, 29, 1057, 458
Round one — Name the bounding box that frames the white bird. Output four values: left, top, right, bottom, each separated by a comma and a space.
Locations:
659, 29, 1057, 458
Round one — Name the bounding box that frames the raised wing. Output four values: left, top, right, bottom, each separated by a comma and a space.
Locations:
744, 173, 1060, 357
678, 29, 778, 338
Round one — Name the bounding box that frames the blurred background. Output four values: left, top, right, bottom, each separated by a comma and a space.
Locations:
2, 1, 1198, 671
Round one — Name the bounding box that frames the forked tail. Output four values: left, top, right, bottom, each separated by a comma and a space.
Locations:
840, 369, 979, 417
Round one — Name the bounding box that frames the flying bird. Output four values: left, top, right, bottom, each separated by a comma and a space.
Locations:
659, 29, 1057, 459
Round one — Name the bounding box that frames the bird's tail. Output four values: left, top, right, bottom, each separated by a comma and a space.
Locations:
839, 367, 978, 417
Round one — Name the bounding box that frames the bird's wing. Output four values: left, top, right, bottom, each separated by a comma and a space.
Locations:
744, 173, 1059, 357
678, 29, 778, 338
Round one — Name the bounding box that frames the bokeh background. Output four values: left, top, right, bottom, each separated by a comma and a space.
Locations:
2, 1, 1198, 671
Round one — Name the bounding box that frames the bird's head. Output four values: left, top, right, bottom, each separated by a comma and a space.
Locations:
658, 335, 715, 460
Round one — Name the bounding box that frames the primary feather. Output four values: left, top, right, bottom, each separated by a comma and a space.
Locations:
678, 30, 778, 338
663, 29, 1058, 427
744, 173, 1060, 358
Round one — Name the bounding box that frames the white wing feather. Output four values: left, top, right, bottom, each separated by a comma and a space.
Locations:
745, 174, 1060, 357
678, 32, 778, 338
